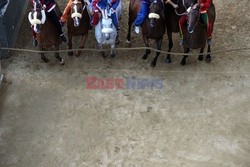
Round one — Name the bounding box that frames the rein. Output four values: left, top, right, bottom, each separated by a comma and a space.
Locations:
174, 0, 187, 16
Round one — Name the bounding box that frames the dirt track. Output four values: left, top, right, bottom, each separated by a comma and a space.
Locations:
0, 0, 250, 166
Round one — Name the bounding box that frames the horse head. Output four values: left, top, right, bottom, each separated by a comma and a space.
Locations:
100, 8, 114, 40
186, 3, 201, 33
71, 0, 84, 27
148, 0, 165, 28
28, 0, 46, 33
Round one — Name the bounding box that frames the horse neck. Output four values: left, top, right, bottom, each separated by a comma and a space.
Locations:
40, 14, 58, 35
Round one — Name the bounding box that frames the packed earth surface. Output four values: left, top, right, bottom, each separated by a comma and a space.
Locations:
0, 0, 250, 166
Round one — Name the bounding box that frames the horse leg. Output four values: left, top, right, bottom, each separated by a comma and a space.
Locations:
116, 29, 120, 45
99, 43, 107, 58
40, 46, 49, 63
126, 19, 132, 47
198, 46, 205, 61
68, 31, 73, 56
76, 34, 88, 57
180, 48, 190, 66
142, 35, 151, 60
110, 43, 116, 57
206, 44, 211, 63
151, 38, 162, 67
165, 29, 173, 64
55, 44, 64, 65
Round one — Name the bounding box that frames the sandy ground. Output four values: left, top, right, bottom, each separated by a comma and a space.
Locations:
0, 0, 250, 166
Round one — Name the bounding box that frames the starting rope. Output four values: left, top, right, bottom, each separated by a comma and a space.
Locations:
1, 46, 250, 56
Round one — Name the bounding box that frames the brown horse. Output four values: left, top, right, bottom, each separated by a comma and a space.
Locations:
180, 1, 216, 65
28, 1, 64, 64
127, 0, 166, 67
67, 0, 90, 57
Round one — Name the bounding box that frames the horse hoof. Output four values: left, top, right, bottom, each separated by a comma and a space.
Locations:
75, 52, 81, 57
101, 52, 107, 58
68, 52, 73, 56
126, 40, 131, 47
150, 61, 156, 67
110, 52, 116, 57
165, 58, 171, 64
141, 55, 148, 60
42, 58, 49, 63
198, 55, 203, 61
206, 56, 211, 63
180, 60, 186, 66
60, 59, 65, 65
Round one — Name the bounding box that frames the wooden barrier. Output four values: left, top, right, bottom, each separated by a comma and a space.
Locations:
0, 0, 29, 59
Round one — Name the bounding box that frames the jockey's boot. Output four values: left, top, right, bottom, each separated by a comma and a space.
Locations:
33, 38, 38, 47
135, 26, 140, 34
89, 24, 93, 30
60, 34, 67, 43
207, 38, 212, 45
59, 19, 65, 27
116, 25, 120, 31
179, 39, 183, 46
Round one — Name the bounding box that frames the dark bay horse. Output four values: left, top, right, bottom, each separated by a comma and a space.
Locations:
127, 0, 166, 67
28, 1, 64, 64
67, 0, 90, 57
180, 1, 216, 65
164, 0, 186, 63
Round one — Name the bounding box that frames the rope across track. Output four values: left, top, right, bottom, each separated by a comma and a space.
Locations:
1, 46, 250, 56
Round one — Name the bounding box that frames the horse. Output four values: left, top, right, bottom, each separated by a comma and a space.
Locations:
94, 1, 122, 58
180, 1, 216, 65
127, 0, 166, 67
28, 1, 64, 64
67, 0, 90, 57
164, 0, 186, 63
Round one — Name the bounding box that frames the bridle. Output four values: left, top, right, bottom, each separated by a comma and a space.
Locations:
71, 0, 86, 19
149, 0, 165, 19
186, 5, 200, 29
28, 0, 46, 27
99, 6, 114, 34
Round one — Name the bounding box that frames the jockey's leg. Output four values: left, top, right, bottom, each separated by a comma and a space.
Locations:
61, 0, 72, 24
91, 10, 99, 26
201, 12, 212, 45
134, 3, 149, 26
47, 9, 67, 42
179, 15, 187, 45
133, 2, 149, 33
111, 12, 119, 30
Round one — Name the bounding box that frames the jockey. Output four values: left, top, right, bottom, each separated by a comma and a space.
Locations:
134, 0, 178, 34
30, 0, 67, 47
60, 0, 92, 25
91, 0, 120, 30
179, 0, 213, 45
